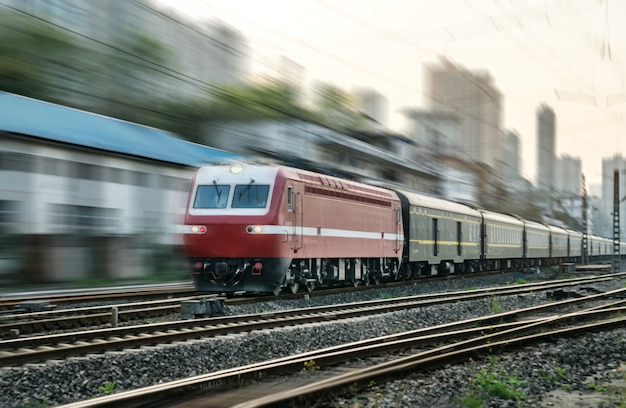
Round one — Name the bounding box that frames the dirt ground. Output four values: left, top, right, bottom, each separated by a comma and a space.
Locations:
540, 363, 626, 407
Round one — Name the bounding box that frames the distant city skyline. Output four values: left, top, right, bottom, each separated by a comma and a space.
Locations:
159, 0, 626, 186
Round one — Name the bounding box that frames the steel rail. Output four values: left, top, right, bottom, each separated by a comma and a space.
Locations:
1, 281, 623, 367
0, 274, 615, 339
0, 284, 195, 311
55, 299, 626, 408
0, 295, 208, 336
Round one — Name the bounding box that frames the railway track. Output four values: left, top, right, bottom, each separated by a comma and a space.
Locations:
0, 282, 196, 312
0, 295, 211, 337
2, 272, 621, 338
0, 275, 621, 368
55, 289, 626, 407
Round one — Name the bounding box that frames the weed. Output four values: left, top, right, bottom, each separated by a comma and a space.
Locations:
490, 296, 502, 314
98, 381, 117, 393
586, 381, 608, 392
542, 367, 568, 383
302, 359, 319, 371
458, 390, 483, 408
379, 292, 392, 299
349, 382, 359, 394
466, 286, 478, 291
514, 278, 527, 285
474, 369, 525, 400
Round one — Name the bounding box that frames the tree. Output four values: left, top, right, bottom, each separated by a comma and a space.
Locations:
0, 10, 84, 102
311, 83, 366, 131
206, 78, 311, 122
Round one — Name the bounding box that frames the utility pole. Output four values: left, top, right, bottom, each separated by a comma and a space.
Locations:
581, 174, 588, 265
614, 169, 621, 272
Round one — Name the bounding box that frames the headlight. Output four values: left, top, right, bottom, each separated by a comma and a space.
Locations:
230, 163, 243, 174
246, 225, 262, 234
189, 225, 207, 234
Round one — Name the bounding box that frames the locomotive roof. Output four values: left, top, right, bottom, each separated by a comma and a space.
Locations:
0, 92, 241, 167
279, 165, 398, 199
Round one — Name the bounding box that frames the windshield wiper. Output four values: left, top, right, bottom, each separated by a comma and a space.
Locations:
212, 179, 222, 202
237, 178, 255, 201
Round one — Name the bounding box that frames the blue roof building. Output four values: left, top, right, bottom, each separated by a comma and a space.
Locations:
0, 92, 241, 166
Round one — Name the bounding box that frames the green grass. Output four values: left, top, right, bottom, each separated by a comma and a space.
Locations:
98, 381, 117, 393
586, 381, 608, 392
458, 390, 483, 408
459, 356, 526, 406
490, 296, 502, 314
474, 369, 525, 400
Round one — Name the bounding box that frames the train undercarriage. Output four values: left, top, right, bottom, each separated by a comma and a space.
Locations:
190, 256, 400, 295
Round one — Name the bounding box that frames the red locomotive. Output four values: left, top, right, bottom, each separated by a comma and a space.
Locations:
182, 163, 404, 294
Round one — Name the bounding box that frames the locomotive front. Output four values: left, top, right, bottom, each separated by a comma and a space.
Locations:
182, 163, 289, 294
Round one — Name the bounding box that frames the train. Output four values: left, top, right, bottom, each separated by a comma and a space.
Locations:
182, 162, 626, 295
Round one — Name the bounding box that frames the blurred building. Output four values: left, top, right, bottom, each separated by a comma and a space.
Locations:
400, 109, 480, 203
500, 129, 522, 184
402, 109, 462, 158
276, 55, 306, 104
203, 120, 440, 194
555, 154, 581, 196
353, 88, 389, 126
423, 57, 503, 173
536, 104, 556, 192
0, 93, 239, 285
595, 154, 626, 239
1, 0, 248, 104
550, 154, 583, 228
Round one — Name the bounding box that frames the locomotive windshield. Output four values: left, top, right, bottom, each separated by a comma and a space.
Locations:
193, 184, 230, 208
232, 184, 269, 208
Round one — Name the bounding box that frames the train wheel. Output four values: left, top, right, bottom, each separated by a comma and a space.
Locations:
272, 286, 281, 296
289, 282, 299, 294
306, 281, 316, 292
352, 280, 359, 287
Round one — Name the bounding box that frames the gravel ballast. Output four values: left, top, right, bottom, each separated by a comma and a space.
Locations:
1, 271, 625, 408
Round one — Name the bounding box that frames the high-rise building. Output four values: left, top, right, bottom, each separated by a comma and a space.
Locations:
423, 57, 503, 171
501, 129, 521, 183
598, 154, 626, 238
536, 104, 556, 191
555, 154, 581, 196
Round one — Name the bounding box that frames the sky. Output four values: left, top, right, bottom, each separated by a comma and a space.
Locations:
159, 0, 626, 187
